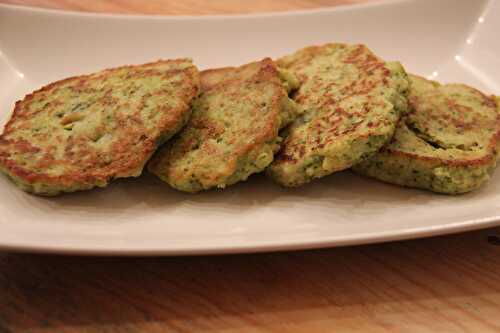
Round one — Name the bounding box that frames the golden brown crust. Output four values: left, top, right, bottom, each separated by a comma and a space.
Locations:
0, 59, 200, 194
354, 76, 500, 194
384, 113, 500, 169
148, 58, 294, 192
267, 43, 409, 186
384, 147, 497, 167
385, 77, 500, 168
276, 45, 392, 163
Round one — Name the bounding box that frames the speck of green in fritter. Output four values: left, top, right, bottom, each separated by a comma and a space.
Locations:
267, 43, 409, 187
353, 75, 500, 194
0, 59, 200, 195
148, 58, 301, 193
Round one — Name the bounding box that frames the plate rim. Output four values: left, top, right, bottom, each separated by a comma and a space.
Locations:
1, 215, 499, 256
0, 0, 406, 21
0, 0, 498, 256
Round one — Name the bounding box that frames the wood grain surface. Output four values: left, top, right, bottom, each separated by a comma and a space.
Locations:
1, 230, 500, 332
0, 0, 377, 15
1, 1, 500, 332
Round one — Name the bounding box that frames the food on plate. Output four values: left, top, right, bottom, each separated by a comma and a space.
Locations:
354, 75, 500, 194
2, 40, 499, 197
0, 59, 199, 195
267, 43, 409, 187
148, 58, 300, 192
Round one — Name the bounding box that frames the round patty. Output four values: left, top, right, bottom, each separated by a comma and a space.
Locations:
354, 75, 500, 194
267, 43, 409, 187
148, 58, 300, 193
0, 59, 199, 195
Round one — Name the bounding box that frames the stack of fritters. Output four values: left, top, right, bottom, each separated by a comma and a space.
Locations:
1, 43, 498, 196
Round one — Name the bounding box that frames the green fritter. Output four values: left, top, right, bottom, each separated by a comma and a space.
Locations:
148, 58, 300, 193
0, 59, 200, 195
267, 43, 409, 187
354, 75, 500, 194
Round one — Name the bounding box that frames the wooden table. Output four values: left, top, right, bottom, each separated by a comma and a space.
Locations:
1, 1, 500, 332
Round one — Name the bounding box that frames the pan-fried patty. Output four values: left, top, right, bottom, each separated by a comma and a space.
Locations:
267, 43, 409, 187
0, 59, 199, 195
148, 58, 300, 192
354, 75, 500, 194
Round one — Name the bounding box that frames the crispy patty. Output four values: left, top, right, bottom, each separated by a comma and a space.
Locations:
148, 58, 300, 192
267, 43, 409, 187
0, 59, 199, 195
354, 75, 500, 194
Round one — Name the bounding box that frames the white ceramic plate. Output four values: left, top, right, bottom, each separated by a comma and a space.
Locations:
1, 0, 500, 255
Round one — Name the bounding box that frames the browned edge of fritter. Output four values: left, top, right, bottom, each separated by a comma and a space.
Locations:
147, 58, 286, 187
385, 75, 500, 168
0, 59, 199, 188
273, 43, 394, 167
